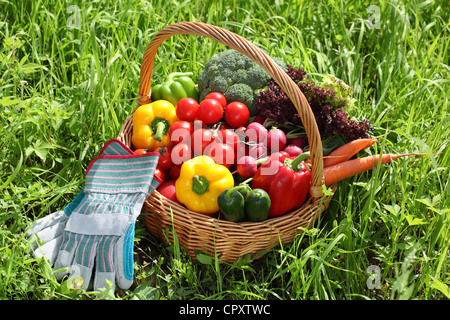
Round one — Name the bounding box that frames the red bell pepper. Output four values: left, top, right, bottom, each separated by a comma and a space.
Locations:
251, 151, 311, 217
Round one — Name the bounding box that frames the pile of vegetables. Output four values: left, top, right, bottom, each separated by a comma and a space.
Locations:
130, 50, 421, 223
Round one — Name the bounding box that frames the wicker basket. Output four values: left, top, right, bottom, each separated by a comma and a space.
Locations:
117, 21, 334, 262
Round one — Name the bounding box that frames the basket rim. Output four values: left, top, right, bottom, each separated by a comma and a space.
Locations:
150, 189, 331, 227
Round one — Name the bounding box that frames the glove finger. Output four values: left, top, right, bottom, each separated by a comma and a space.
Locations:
67, 234, 99, 290
93, 235, 119, 292
30, 217, 68, 250
26, 210, 68, 238
32, 234, 64, 265
54, 231, 79, 280
114, 223, 135, 290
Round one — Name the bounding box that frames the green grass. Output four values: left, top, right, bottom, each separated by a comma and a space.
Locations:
1, 0, 448, 300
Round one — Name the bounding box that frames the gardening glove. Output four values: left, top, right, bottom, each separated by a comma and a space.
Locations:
53, 144, 161, 291
26, 139, 135, 265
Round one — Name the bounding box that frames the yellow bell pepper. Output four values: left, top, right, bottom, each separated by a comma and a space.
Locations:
131, 100, 179, 150
175, 156, 234, 215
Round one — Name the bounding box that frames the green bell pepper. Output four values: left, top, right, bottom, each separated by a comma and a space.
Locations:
151, 72, 199, 106
218, 185, 270, 223
218, 188, 246, 222
245, 188, 271, 222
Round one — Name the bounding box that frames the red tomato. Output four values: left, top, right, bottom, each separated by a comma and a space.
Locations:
191, 128, 215, 156
155, 146, 172, 170
204, 92, 227, 108
169, 121, 194, 145
204, 143, 235, 168
134, 148, 148, 155
197, 99, 224, 124
171, 143, 192, 165
169, 163, 182, 180
157, 180, 178, 202
216, 129, 240, 153
176, 97, 199, 121
154, 167, 166, 184
225, 101, 249, 127
193, 119, 207, 131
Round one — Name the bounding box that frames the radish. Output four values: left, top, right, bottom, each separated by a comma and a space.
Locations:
246, 122, 268, 144
235, 142, 249, 161
283, 144, 303, 157
237, 156, 258, 178
287, 137, 307, 148
265, 128, 286, 152
249, 143, 267, 159
252, 114, 266, 125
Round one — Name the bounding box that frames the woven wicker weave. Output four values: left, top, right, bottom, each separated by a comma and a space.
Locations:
117, 21, 334, 262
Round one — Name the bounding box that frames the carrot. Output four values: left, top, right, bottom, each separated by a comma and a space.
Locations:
322, 138, 378, 168
323, 153, 425, 186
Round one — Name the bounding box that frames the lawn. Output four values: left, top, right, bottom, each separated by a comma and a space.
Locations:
0, 0, 448, 300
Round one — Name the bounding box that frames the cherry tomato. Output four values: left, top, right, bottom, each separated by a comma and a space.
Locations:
204, 92, 227, 108
216, 129, 240, 153
204, 143, 235, 168
134, 148, 148, 155
171, 143, 192, 165
169, 121, 194, 145
176, 97, 199, 121
154, 167, 166, 184
225, 101, 249, 127
197, 99, 223, 124
169, 163, 182, 180
157, 180, 178, 202
191, 128, 215, 156
155, 146, 172, 170
193, 119, 207, 131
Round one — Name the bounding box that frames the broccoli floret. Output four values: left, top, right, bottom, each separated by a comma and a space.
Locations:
209, 76, 229, 95
224, 83, 255, 109
198, 49, 286, 116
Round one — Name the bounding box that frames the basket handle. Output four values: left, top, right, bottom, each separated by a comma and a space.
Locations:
138, 21, 325, 198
